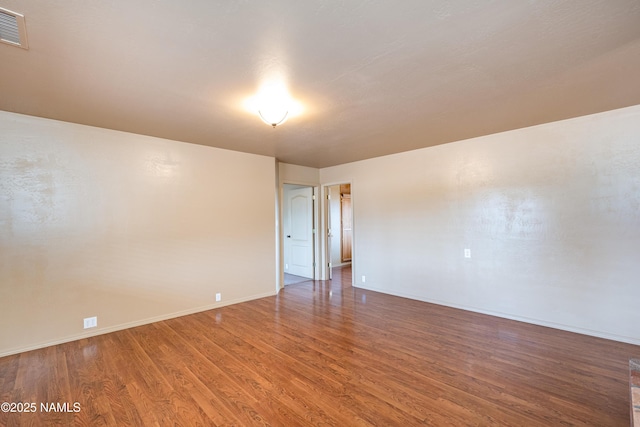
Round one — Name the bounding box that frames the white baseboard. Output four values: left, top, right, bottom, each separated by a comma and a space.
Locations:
354, 283, 640, 346
0, 290, 276, 358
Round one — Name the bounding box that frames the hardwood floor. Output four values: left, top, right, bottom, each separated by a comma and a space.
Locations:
1, 266, 638, 426
283, 273, 313, 286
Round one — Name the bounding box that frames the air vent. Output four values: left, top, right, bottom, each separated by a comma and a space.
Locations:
0, 7, 28, 49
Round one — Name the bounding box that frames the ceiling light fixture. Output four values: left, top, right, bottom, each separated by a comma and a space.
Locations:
258, 106, 289, 128
245, 82, 302, 128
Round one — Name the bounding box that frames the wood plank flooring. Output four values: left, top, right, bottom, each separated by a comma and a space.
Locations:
1, 266, 639, 426
283, 273, 313, 286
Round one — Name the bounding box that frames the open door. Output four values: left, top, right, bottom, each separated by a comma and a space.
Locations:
325, 183, 352, 281
283, 185, 314, 279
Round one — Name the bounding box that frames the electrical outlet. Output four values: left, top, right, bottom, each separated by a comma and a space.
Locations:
83, 316, 97, 329
215, 293, 221, 302
362, 275, 366, 283
464, 248, 471, 258
285, 263, 288, 270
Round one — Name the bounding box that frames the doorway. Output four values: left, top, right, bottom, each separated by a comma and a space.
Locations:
326, 183, 352, 281
283, 184, 315, 285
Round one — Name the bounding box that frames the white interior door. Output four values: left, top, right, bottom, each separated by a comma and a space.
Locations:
284, 186, 314, 278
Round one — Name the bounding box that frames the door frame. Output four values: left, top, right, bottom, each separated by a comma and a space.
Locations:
320, 181, 355, 285
277, 182, 320, 290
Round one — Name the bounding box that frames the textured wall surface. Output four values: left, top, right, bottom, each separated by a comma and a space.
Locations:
279, 163, 320, 186
320, 105, 640, 344
0, 112, 276, 356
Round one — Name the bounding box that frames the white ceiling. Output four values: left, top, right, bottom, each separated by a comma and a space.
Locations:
1, 0, 639, 168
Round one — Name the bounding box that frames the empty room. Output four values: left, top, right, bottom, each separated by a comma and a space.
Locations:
1, 1, 640, 425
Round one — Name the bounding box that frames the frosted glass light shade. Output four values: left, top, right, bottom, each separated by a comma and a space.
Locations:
244, 82, 302, 128
258, 105, 289, 128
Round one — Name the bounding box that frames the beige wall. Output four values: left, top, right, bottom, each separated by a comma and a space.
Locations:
278, 163, 320, 186
3, 103, 639, 355
0, 111, 276, 356
320, 105, 640, 344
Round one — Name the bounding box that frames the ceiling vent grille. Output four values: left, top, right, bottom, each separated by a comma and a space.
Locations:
0, 7, 28, 49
